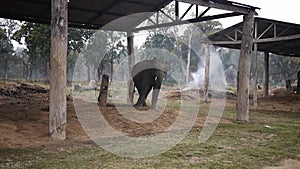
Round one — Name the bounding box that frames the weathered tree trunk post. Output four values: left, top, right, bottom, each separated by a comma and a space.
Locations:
263, 52, 269, 97
49, 0, 68, 139
127, 32, 135, 104
297, 71, 300, 94
98, 74, 109, 106
253, 20, 258, 108
204, 43, 210, 103
236, 11, 254, 122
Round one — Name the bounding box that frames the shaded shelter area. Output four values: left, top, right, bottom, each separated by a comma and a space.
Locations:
209, 17, 300, 57
0, 0, 259, 138
208, 17, 300, 104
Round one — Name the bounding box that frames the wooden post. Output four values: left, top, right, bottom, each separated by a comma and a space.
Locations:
236, 11, 254, 122
204, 43, 210, 103
49, 0, 68, 139
127, 32, 135, 104
253, 20, 258, 108
263, 52, 269, 97
98, 74, 109, 106
297, 71, 300, 94
186, 30, 192, 83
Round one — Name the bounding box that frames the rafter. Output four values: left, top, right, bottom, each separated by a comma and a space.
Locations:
177, 0, 258, 14
198, 7, 210, 18
180, 4, 193, 20
133, 12, 242, 32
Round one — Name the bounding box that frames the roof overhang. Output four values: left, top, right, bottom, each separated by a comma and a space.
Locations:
1, 0, 258, 31
208, 17, 300, 57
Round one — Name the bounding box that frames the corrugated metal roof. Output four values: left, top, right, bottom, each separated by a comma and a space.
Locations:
208, 17, 300, 57
1, 0, 172, 30
1, 0, 260, 31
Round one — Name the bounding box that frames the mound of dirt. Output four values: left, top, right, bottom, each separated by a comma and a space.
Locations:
0, 82, 48, 101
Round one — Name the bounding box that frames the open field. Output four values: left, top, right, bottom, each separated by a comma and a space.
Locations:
0, 81, 299, 168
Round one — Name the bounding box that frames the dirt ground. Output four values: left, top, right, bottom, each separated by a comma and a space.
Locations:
0, 81, 300, 168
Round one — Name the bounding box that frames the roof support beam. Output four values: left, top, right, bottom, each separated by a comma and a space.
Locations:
180, 4, 193, 20
177, 0, 257, 14
134, 11, 242, 32
211, 34, 300, 45
198, 7, 210, 18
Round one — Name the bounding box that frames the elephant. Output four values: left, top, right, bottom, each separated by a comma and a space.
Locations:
132, 57, 169, 109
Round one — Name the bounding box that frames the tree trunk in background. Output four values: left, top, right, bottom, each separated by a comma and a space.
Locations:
286, 80, 293, 94
4, 65, 8, 80
110, 56, 113, 82
236, 11, 254, 122
176, 36, 185, 84
87, 64, 91, 83
97, 66, 102, 82
49, 0, 68, 140
263, 52, 269, 97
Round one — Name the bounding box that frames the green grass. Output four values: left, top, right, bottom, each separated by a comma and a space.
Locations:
1, 108, 299, 168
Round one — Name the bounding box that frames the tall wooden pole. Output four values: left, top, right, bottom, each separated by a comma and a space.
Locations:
253, 20, 258, 108
186, 30, 192, 83
236, 11, 254, 122
49, 0, 68, 139
98, 74, 109, 107
297, 71, 300, 94
263, 52, 269, 97
204, 43, 210, 103
127, 32, 135, 104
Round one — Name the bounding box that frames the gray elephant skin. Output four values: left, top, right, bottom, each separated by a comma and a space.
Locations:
132, 57, 168, 109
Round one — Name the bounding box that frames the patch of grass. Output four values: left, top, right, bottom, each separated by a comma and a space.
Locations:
1, 109, 299, 168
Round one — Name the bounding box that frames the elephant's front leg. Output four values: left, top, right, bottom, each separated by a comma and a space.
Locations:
151, 73, 163, 109
151, 88, 160, 109
136, 85, 152, 107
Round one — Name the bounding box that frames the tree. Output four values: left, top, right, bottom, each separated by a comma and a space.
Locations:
0, 28, 14, 80
143, 33, 176, 52
13, 22, 51, 80
13, 21, 94, 81
67, 28, 95, 83
84, 30, 126, 82
270, 55, 300, 85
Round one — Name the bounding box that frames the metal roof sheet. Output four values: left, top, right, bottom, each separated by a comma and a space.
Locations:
208, 17, 300, 57
1, 0, 172, 30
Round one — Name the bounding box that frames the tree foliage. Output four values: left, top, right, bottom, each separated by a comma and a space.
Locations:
0, 25, 15, 79
270, 55, 300, 85
83, 31, 126, 82
13, 21, 94, 81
